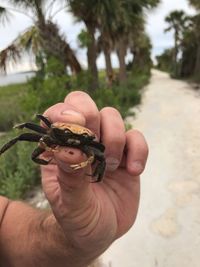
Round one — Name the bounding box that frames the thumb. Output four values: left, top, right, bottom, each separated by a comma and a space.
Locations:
55, 146, 92, 189
42, 147, 96, 224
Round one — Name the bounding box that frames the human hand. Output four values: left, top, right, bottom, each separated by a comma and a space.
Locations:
41, 91, 148, 258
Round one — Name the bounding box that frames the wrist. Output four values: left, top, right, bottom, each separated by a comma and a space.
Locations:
42, 214, 99, 267
49, 193, 116, 257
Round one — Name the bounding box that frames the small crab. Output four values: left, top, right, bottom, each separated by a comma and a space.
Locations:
0, 114, 106, 182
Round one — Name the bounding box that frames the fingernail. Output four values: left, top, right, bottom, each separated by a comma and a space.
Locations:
106, 157, 120, 172
131, 161, 144, 174
61, 110, 82, 116
61, 110, 86, 125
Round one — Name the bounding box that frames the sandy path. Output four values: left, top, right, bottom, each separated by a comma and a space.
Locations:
101, 70, 200, 267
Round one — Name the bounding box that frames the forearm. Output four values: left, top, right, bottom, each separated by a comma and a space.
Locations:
0, 199, 97, 267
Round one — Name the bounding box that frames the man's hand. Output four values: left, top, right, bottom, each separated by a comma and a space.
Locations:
41, 91, 148, 258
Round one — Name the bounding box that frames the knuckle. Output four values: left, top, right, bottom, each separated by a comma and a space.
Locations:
105, 134, 126, 158
64, 91, 90, 102
107, 134, 125, 147
126, 128, 142, 136
101, 107, 121, 117
43, 103, 63, 117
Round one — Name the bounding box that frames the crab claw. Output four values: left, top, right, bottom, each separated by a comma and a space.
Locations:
70, 155, 94, 170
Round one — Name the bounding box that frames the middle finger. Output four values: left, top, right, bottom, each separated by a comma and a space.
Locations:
100, 107, 126, 172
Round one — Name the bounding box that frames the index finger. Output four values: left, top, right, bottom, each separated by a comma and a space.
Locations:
64, 91, 100, 138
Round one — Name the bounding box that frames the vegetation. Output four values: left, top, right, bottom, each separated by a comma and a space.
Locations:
0, 83, 27, 131
156, 2, 200, 82
0, 0, 160, 199
0, 69, 149, 199
164, 10, 189, 77
0, 132, 40, 199
156, 48, 174, 73
0, 0, 159, 89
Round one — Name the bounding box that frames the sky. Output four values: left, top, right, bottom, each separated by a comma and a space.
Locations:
0, 0, 196, 73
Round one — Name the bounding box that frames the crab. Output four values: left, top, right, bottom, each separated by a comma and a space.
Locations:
0, 114, 106, 182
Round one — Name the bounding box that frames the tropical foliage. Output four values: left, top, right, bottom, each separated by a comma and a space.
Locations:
157, 2, 200, 81
0, 0, 160, 89
164, 10, 189, 77
0, 1, 82, 74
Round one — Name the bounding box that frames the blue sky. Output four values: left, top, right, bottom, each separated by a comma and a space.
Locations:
0, 0, 196, 72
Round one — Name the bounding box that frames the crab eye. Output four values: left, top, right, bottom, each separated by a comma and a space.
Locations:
82, 133, 89, 137
67, 139, 81, 145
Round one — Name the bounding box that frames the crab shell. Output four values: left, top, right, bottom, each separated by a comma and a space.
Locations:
51, 122, 96, 138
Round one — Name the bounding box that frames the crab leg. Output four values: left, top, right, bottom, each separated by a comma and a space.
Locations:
92, 160, 106, 182
89, 141, 105, 152
0, 133, 42, 155
89, 148, 106, 182
36, 114, 52, 128
31, 146, 51, 165
14, 122, 47, 134
69, 145, 95, 170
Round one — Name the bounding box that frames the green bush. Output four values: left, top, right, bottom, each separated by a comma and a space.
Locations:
0, 132, 40, 199
22, 75, 71, 118
90, 71, 149, 118
0, 83, 27, 131
22, 58, 72, 120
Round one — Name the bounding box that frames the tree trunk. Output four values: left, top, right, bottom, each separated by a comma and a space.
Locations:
64, 42, 82, 74
117, 38, 127, 84
194, 42, 200, 77
86, 23, 99, 90
174, 31, 179, 77
103, 45, 113, 87
38, 21, 82, 74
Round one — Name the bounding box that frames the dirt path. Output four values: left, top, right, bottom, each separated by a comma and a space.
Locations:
101, 70, 200, 267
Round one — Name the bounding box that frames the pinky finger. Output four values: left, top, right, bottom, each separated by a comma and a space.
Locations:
124, 130, 149, 176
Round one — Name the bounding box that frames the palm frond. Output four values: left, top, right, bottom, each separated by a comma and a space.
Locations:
0, 26, 41, 73
0, 44, 21, 73
0, 6, 13, 26
9, 0, 36, 9
8, 0, 45, 20
189, 0, 200, 10
164, 26, 173, 33
19, 26, 41, 54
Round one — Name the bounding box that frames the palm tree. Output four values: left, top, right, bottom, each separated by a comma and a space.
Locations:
68, 0, 119, 90
68, 0, 101, 90
188, 0, 200, 77
165, 10, 188, 77
0, 1, 82, 74
68, 0, 161, 88
96, 0, 117, 87
114, 0, 160, 84
97, 34, 115, 87
180, 21, 198, 77
188, 0, 200, 9
130, 32, 152, 73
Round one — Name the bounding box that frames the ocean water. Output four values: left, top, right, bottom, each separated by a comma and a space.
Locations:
0, 72, 35, 86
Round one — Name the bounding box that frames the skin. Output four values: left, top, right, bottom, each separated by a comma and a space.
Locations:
0, 91, 148, 267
